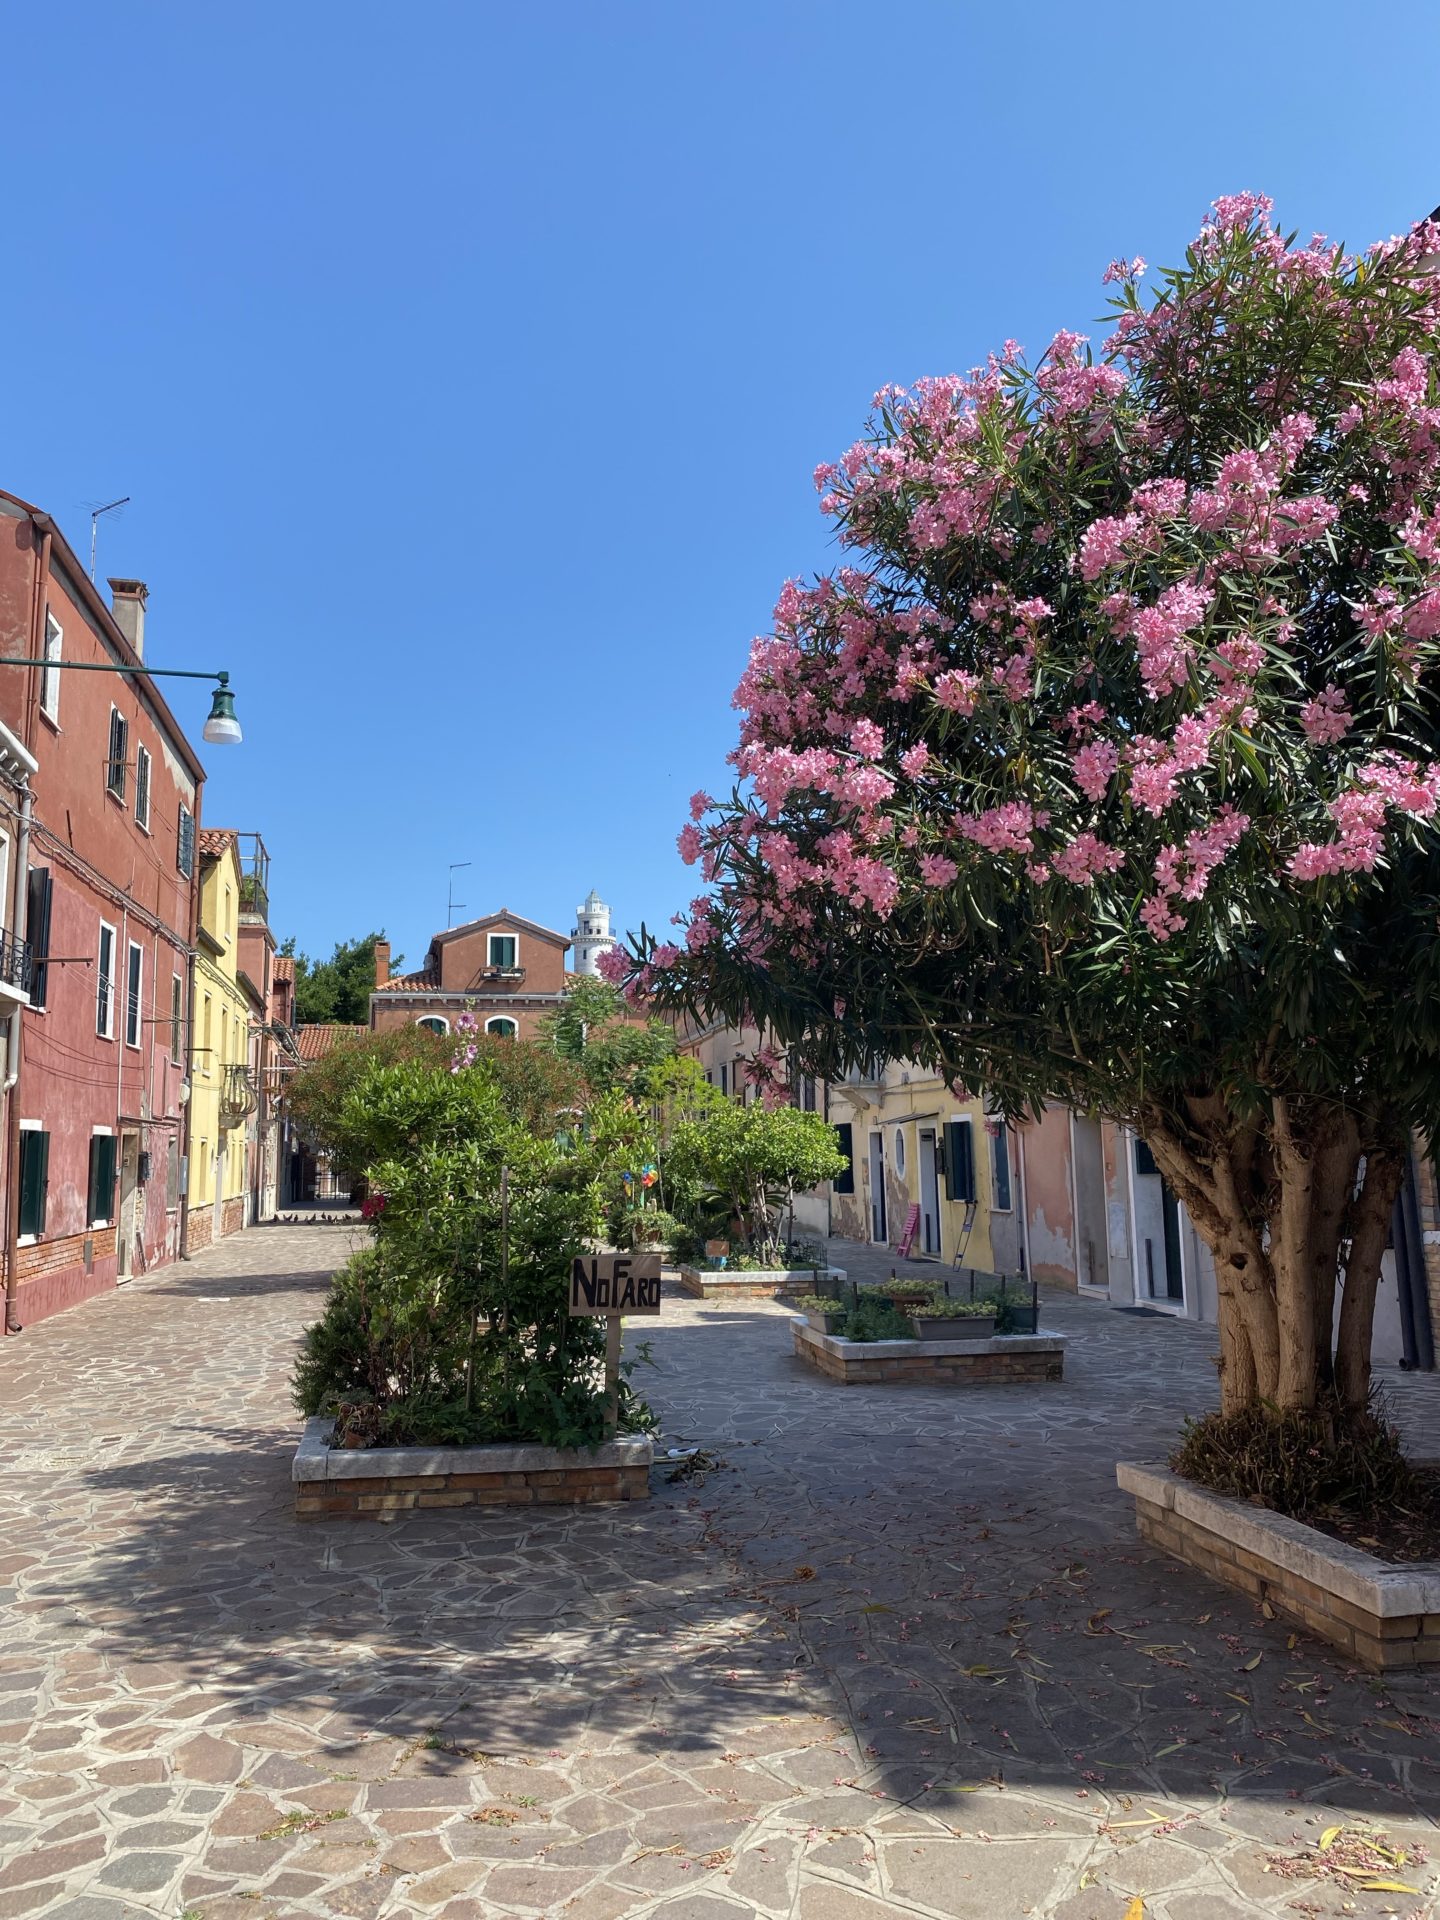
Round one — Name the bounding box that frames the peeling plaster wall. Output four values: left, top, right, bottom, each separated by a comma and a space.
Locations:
1023, 1107, 1078, 1289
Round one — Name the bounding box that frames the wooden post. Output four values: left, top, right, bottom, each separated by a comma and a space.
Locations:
603, 1311, 623, 1439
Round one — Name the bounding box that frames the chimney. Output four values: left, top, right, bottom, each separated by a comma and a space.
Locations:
108, 578, 148, 660
374, 938, 390, 986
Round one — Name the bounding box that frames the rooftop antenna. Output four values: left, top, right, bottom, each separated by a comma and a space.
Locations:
447, 861, 471, 928
88, 496, 130, 580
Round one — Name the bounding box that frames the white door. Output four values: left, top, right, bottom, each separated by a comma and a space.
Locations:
918, 1130, 941, 1256
868, 1131, 887, 1243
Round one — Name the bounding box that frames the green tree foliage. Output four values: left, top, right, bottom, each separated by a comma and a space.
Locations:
664, 1100, 848, 1266
283, 932, 396, 1025
536, 975, 676, 1096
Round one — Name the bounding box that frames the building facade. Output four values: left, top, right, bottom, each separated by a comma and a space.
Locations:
369, 910, 571, 1039
0, 494, 205, 1330
184, 832, 254, 1249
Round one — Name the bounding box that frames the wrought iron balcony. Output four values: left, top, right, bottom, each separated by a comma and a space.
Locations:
0, 931, 32, 999
220, 1064, 259, 1123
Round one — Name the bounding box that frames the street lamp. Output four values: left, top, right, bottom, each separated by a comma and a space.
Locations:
201, 672, 243, 745
0, 657, 243, 745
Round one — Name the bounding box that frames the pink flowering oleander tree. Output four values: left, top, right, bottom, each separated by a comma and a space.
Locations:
617, 196, 1440, 1432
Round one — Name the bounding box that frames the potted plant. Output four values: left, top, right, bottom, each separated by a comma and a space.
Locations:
795, 1292, 846, 1334
909, 1298, 997, 1340
993, 1288, 1039, 1335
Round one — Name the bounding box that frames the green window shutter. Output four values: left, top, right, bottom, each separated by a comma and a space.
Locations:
19, 1131, 49, 1238
832, 1122, 855, 1194
88, 1134, 117, 1227
945, 1119, 975, 1203
1134, 1138, 1160, 1178
991, 1126, 1012, 1210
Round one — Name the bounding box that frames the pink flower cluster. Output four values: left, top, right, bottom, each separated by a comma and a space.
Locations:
1140, 806, 1249, 940
958, 801, 1047, 855
1289, 757, 1440, 880
1299, 685, 1350, 746
1051, 832, 1125, 886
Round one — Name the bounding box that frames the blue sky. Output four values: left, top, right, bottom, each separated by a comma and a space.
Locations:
2, 2, 1437, 970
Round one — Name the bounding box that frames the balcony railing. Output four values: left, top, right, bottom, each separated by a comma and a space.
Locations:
0, 932, 32, 997
220, 1064, 259, 1122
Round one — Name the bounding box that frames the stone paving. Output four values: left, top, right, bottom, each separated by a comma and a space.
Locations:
2, 1225, 1440, 1920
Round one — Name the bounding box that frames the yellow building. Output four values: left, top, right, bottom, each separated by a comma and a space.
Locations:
186, 831, 255, 1249
828, 1061, 1021, 1275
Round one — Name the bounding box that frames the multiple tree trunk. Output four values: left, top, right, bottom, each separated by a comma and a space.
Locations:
1140, 1097, 1407, 1419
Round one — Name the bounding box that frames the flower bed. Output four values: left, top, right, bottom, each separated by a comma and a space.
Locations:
791, 1315, 1064, 1385
293, 1417, 654, 1520
1118, 1462, 1440, 1670
679, 1263, 846, 1301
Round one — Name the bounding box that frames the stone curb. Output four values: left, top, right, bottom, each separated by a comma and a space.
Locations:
293, 1416, 655, 1483
1117, 1459, 1440, 1616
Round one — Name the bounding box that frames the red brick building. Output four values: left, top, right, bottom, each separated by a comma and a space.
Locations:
369, 911, 572, 1040
0, 490, 206, 1331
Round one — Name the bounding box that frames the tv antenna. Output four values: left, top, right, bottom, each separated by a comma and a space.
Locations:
447, 861, 471, 927
88, 496, 130, 580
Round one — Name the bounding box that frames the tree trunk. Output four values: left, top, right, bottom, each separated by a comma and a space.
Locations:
1144, 1104, 1403, 1425
1335, 1146, 1406, 1411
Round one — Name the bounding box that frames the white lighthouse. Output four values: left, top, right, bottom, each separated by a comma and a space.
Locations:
572, 888, 617, 977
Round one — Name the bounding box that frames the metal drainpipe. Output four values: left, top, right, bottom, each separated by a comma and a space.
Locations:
178, 938, 198, 1259
4, 779, 34, 1333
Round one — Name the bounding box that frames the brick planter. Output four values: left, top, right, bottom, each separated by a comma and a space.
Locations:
293, 1418, 653, 1520
791, 1316, 1064, 1385
678, 1264, 846, 1301
1118, 1462, 1440, 1671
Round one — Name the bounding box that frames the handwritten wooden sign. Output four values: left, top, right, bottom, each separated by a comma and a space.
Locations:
569, 1252, 663, 1317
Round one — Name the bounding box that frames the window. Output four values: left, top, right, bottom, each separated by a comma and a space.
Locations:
944, 1118, 976, 1203
87, 1132, 117, 1228
17, 1126, 48, 1240
40, 612, 62, 723
225, 886, 233, 941
202, 992, 212, 1071
171, 974, 183, 1061
26, 868, 51, 1009
488, 934, 517, 968
485, 1016, 517, 1038
96, 922, 116, 1038
199, 1137, 209, 1202
125, 942, 143, 1047
718, 1062, 728, 1097
833, 1121, 855, 1195
894, 1128, 908, 1178
166, 1138, 180, 1210
990, 1121, 1013, 1212
0, 834, 10, 938
798, 1074, 818, 1113
106, 708, 128, 802
177, 805, 195, 879
134, 745, 151, 831
417, 1015, 449, 1035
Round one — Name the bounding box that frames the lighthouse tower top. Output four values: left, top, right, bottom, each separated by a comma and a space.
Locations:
572, 889, 616, 977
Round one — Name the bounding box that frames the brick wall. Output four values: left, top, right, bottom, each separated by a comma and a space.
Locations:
186, 1204, 213, 1252
792, 1322, 1063, 1386
297, 1462, 651, 1521
1133, 1493, 1440, 1671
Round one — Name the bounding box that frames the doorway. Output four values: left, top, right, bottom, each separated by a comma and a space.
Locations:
116, 1130, 141, 1279
868, 1131, 887, 1244
918, 1129, 941, 1256
1131, 1136, 1184, 1306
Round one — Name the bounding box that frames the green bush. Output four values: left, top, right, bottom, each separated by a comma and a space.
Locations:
841, 1293, 915, 1343
291, 1057, 656, 1450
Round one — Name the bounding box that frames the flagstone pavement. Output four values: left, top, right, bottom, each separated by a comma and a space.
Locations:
3, 1223, 1440, 1920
